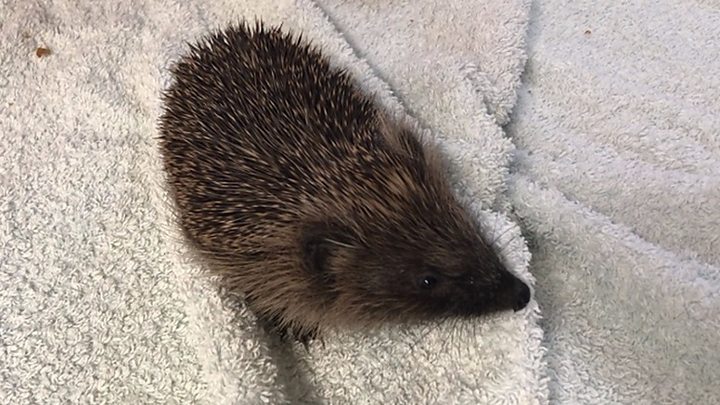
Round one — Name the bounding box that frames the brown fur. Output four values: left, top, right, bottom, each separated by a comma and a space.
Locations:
158, 21, 530, 340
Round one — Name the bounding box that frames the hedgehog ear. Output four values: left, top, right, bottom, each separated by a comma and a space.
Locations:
300, 222, 349, 274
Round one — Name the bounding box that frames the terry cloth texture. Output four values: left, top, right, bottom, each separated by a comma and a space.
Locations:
506, 0, 720, 403
0, 0, 546, 404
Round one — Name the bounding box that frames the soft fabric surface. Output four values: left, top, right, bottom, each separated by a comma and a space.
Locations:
506, 0, 720, 403
0, 0, 545, 403
6, 0, 714, 403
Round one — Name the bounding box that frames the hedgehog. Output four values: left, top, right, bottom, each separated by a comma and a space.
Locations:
158, 22, 531, 342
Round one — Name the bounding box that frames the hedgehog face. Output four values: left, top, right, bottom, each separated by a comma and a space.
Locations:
300, 221, 531, 324
408, 245, 532, 318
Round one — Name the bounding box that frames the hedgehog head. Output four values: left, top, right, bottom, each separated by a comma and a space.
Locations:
295, 123, 531, 329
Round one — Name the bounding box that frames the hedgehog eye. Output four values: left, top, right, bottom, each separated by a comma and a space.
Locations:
420, 275, 438, 289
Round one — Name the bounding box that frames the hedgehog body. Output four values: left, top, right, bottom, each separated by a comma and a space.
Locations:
159, 22, 530, 340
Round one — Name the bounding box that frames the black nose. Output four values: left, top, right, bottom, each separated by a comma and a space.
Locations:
513, 279, 531, 311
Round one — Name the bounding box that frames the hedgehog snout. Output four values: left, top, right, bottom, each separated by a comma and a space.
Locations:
498, 270, 531, 312
512, 279, 531, 311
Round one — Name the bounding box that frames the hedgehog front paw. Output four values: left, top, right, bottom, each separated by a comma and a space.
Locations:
257, 312, 319, 349
293, 327, 320, 350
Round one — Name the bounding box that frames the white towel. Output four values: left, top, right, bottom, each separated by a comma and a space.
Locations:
507, 0, 720, 402
0, 0, 546, 403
